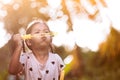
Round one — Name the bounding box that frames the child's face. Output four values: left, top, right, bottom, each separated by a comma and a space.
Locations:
28, 23, 52, 49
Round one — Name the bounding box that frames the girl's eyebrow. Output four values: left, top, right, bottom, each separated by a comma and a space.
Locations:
43, 28, 50, 31
44, 29, 50, 31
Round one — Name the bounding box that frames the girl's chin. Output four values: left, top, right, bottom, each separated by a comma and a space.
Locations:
39, 44, 49, 48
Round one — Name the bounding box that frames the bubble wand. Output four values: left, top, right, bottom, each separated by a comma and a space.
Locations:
21, 32, 57, 40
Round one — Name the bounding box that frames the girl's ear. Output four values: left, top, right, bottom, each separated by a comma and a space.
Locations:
25, 39, 32, 47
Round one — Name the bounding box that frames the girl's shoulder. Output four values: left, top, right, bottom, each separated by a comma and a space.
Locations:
49, 52, 63, 62
49, 52, 65, 69
49, 52, 61, 58
20, 51, 33, 60
21, 51, 32, 56
20, 52, 33, 64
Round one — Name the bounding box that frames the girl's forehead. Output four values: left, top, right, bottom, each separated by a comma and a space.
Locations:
31, 23, 50, 30
26, 21, 50, 34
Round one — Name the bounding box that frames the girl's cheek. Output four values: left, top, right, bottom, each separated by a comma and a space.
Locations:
46, 36, 52, 41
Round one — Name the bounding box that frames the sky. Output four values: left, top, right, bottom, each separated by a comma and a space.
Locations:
0, 0, 120, 52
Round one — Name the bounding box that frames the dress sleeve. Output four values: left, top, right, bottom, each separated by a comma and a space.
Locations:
55, 54, 65, 71
19, 52, 27, 67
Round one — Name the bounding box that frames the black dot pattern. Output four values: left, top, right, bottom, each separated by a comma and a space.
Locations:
27, 56, 30, 59
60, 64, 64, 68
38, 78, 42, 80
22, 63, 25, 66
53, 78, 55, 80
46, 70, 49, 74
29, 67, 33, 71
51, 61, 55, 65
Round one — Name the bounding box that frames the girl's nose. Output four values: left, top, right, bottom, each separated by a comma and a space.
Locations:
40, 33, 45, 37
41, 33, 49, 37
40, 33, 46, 40
40, 33, 51, 37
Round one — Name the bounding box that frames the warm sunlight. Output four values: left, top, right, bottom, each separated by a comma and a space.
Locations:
73, 18, 110, 51
46, 0, 112, 51
0, 0, 12, 4
105, 0, 120, 31
0, 0, 120, 52
47, 0, 61, 8
1, 0, 120, 80
64, 55, 73, 64
0, 22, 11, 48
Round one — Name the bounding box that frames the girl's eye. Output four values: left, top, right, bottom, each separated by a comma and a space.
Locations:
44, 31, 50, 33
35, 32, 40, 34
45, 32, 49, 33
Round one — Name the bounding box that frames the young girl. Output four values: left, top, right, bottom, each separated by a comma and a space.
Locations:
8, 19, 65, 80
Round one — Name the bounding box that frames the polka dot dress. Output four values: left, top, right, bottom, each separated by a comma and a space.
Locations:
20, 52, 65, 80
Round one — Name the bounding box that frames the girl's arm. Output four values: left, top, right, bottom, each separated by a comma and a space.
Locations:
8, 34, 24, 75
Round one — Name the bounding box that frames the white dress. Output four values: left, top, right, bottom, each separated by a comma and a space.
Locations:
20, 52, 65, 80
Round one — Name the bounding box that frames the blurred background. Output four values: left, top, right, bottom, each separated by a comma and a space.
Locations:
0, 0, 120, 80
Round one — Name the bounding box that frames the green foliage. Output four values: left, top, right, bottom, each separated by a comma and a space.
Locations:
0, 69, 8, 80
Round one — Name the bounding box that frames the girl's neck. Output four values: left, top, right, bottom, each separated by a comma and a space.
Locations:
32, 49, 49, 64
32, 48, 49, 56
